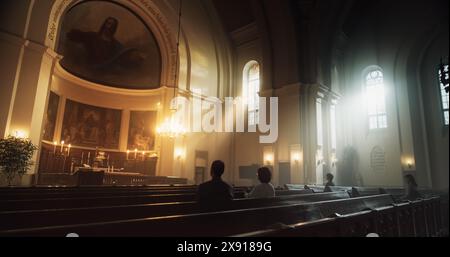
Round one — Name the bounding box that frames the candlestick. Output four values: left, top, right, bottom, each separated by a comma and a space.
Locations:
81, 152, 84, 165
60, 141, 65, 153
126, 150, 130, 160
87, 152, 91, 165
53, 141, 57, 154
134, 149, 138, 159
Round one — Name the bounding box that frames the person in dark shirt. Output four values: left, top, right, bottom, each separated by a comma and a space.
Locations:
324, 173, 335, 192
197, 160, 233, 207
403, 174, 422, 201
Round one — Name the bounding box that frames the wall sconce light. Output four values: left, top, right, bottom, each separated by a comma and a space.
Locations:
316, 156, 323, 166
174, 147, 185, 160
331, 153, 339, 168
331, 158, 339, 167
406, 158, 414, 170
13, 130, 28, 139
292, 153, 301, 163
291, 151, 302, 164
316, 148, 323, 166
264, 153, 274, 165
402, 156, 415, 170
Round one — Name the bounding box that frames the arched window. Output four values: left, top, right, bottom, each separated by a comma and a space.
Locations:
438, 61, 449, 126
243, 61, 260, 126
365, 68, 387, 130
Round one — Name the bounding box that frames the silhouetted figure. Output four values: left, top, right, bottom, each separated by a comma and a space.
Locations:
324, 173, 335, 192
248, 167, 275, 198
351, 187, 360, 197
403, 174, 422, 201
197, 160, 233, 207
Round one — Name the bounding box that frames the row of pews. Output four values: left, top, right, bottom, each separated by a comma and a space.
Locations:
0, 184, 443, 237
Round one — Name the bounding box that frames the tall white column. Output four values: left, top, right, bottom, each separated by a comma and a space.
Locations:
5, 40, 57, 185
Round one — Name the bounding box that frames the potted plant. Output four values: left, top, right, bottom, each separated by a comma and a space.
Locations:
0, 136, 37, 186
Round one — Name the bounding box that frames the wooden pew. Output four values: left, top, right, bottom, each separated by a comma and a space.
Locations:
0, 193, 198, 211
233, 197, 441, 237
0, 194, 394, 236
0, 185, 197, 193
0, 189, 204, 200
0, 191, 350, 231
0, 189, 314, 212
303, 185, 352, 194
0, 185, 251, 200
275, 189, 314, 196
0, 187, 299, 201
350, 187, 386, 197
284, 184, 307, 190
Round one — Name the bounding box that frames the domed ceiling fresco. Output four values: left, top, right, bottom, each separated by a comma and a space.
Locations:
58, 1, 162, 89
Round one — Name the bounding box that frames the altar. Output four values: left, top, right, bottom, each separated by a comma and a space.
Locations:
37, 142, 188, 186
73, 168, 187, 186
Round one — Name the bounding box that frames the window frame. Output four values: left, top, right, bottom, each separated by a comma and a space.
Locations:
363, 67, 388, 131
243, 60, 261, 127
437, 62, 449, 127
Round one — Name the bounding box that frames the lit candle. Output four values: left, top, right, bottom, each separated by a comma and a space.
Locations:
53, 141, 57, 154
68, 144, 71, 156
134, 149, 138, 159
126, 150, 130, 160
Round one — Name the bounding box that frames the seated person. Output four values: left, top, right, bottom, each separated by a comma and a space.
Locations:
402, 174, 422, 201
248, 167, 276, 198
197, 160, 234, 206
324, 173, 335, 192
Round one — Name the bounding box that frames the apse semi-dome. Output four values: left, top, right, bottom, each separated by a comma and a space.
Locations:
57, 1, 162, 90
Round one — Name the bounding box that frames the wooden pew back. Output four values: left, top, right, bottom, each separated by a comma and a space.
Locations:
0, 191, 350, 230
0, 194, 393, 237
233, 197, 441, 237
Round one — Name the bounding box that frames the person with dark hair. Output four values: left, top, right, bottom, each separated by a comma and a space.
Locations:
248, 167, 275, 198
197, 160, 233, 205
325, 173, 335, 187
324, 173, 335, 192
403, 174, 422, 201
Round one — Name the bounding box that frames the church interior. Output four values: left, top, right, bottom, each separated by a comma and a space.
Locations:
0, 0, 448, 238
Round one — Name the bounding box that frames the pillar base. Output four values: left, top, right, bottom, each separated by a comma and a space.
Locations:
0, 174, 36, 187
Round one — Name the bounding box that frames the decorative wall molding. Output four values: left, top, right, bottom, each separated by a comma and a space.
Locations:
45, 0, 76, 49
54, 62, 166, 97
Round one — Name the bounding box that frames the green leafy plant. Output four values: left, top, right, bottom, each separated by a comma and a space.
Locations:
0, 136, 37, 186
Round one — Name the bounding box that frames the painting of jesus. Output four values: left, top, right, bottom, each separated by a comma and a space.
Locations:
58, 1, 161, 89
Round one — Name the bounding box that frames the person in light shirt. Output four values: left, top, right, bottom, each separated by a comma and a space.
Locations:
248, 167, 276, 198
